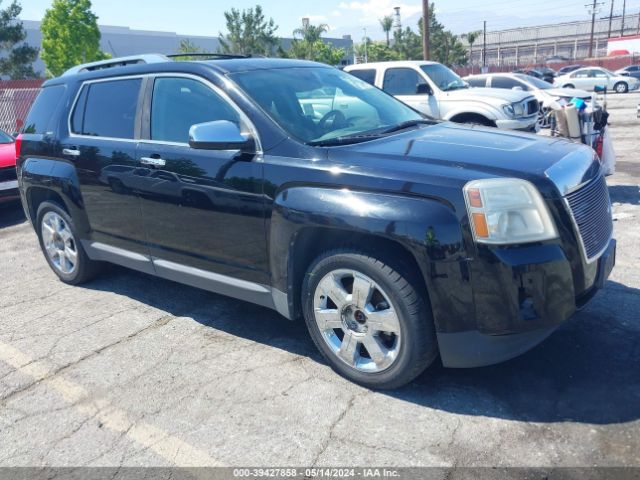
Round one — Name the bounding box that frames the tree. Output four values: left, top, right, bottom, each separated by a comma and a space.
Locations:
0, 1, 38, 78
416, 4, 468, 66
218, 5, 280, 56
379, 15, 394, 47
392, 27, 423, 60
465, 30, 481, 72
174, 39, 202, 60
356, 39, 398, 62
288, 22, 343, 65
41, 0, 109, 77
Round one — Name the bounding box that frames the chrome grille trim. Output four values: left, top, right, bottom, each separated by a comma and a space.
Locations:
564, 175, 613, 263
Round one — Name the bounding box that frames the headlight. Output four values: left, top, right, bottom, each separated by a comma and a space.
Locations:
464, 178, 558, 245
503, 104, 515, 117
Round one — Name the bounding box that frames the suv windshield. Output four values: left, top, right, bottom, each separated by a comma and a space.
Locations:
230, 67, 425, 145
420, 64, 469, 91
514, 73, 552, 90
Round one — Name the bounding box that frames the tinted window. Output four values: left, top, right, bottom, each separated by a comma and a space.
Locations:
491, 76, 524, 89
383, 68, 424, 95
74, 79, 141, 139
23, 85, 66, 134
466, 77, 487, 87
151, 77, 239, 144
349, 69, 376, 85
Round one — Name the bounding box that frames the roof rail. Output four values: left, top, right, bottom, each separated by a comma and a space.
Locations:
166, 53, 250, 60
61, 54, 171, 77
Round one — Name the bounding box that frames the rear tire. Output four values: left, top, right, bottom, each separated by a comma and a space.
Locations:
36, 201, 103, 285
301, 249, 438, 389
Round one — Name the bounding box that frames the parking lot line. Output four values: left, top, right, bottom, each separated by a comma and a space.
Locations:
0, 340, 226, 468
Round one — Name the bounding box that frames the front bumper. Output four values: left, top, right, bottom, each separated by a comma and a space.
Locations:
495, 114, 539, 131
437, 239, 616, 368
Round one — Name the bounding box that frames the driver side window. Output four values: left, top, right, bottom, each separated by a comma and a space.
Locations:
383, 68, 425, 96
150, 77, 240, 144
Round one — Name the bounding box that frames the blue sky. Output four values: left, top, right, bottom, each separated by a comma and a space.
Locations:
21, 0, 640, 40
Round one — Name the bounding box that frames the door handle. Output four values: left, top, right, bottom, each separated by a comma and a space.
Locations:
62, 148, 80, 157
140, 156, 166, 167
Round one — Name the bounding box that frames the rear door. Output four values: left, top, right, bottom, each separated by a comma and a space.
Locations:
63, 76, 148, 257
136, 74, 268, 284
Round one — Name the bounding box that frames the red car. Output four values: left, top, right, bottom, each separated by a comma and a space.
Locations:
0, 129, 18, 203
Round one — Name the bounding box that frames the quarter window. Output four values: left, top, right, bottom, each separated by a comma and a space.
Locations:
23, 85, 66, 134
349, 69, 376, 85
383, 68, 425, 95
72, 78, 142, 139
150, 77, 240, 144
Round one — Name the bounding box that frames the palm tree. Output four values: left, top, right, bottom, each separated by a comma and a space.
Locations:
466, 30, 481, 73
379, 15, 394, 47
293, 23, 329, 43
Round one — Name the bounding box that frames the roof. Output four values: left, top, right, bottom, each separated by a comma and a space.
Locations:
347, 61, 440, 70
44, 56, 332, 86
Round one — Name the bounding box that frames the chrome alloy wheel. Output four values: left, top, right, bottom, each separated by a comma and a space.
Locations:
313, 269, 402, 373
41, 211, 78, 275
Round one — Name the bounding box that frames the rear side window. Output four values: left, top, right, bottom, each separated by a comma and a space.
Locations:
466, 77, 487, 87
23, 85, 66, 134
491, 76, 523, 89
383, 68, 424, 95
349, 69, 376, 85
72, 78, 141, 139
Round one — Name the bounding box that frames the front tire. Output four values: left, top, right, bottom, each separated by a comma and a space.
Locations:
36, 201, 103, 285
302, 250, 438, 389
614, 82, 628, 94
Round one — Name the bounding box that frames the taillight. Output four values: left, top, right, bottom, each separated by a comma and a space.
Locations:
15, 134, 22, 162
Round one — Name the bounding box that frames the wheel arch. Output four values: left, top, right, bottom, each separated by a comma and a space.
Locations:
269, 186, 476, 332
447, 112, 497, 127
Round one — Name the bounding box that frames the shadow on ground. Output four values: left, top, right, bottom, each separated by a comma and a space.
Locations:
609, 184, 639, 206
82, 266, 640, 425
0, 200, 26, 229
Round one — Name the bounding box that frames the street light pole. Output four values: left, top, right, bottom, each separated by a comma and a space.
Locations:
363, 27, 368, 63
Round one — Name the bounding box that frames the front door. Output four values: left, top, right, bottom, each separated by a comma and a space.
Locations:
382, 67, 439, 118
136, 75, 268, 284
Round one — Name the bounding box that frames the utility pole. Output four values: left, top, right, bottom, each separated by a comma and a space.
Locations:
607, 0, 615, 38
482, 20, 487, 71
637, 7, 640, 35
422, 0, 430, 60
621, 0, 626, 36
586, 0, 604, 58
363, 27, 368, 63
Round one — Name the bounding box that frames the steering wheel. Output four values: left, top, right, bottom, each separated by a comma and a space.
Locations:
318, 110, 347, 132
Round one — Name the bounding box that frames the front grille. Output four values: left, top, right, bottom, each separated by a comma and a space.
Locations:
527, 99, 539, 115
565, 175, 613, 261
0, 166, 17, 183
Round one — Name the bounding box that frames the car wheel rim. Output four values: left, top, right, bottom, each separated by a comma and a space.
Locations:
616, 84, 625, 93
313, 269, 402, 373
538, 107, 551, 129
41, 212, 78, 275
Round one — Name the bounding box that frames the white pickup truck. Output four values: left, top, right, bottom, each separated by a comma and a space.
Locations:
345, 61, 540, 131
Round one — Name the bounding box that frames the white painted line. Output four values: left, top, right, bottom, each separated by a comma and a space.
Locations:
0, 341, 225, 468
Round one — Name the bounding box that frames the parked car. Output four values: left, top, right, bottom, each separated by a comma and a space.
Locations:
0, 129, 18, 204
555, 66, 640, 93
615, 65, 640, 80
17, 55, 615, 389
546, 56, 571, 65
557, 65, 584, 75
514, 68, 555, 83
464, 73, 591, 127
345, 61, 539, 132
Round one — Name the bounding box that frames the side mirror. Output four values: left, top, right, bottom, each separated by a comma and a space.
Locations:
512, 86, 524, 91
416, 83, 432, 95
189, 120, 254, 151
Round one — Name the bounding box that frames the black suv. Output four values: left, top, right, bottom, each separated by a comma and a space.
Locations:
17, 55, 615, 389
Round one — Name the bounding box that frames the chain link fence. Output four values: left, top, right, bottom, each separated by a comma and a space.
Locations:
0, 79, 44, 135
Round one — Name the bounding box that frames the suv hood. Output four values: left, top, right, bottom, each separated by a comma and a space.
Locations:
443, 87, 531, 105
329, 122, 598, 197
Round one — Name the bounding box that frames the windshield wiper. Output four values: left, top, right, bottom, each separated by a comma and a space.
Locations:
308, 134, 384, 147
379, 119, 435, 134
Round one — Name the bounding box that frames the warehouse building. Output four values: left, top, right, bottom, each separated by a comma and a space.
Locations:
23, 20, 354, 76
